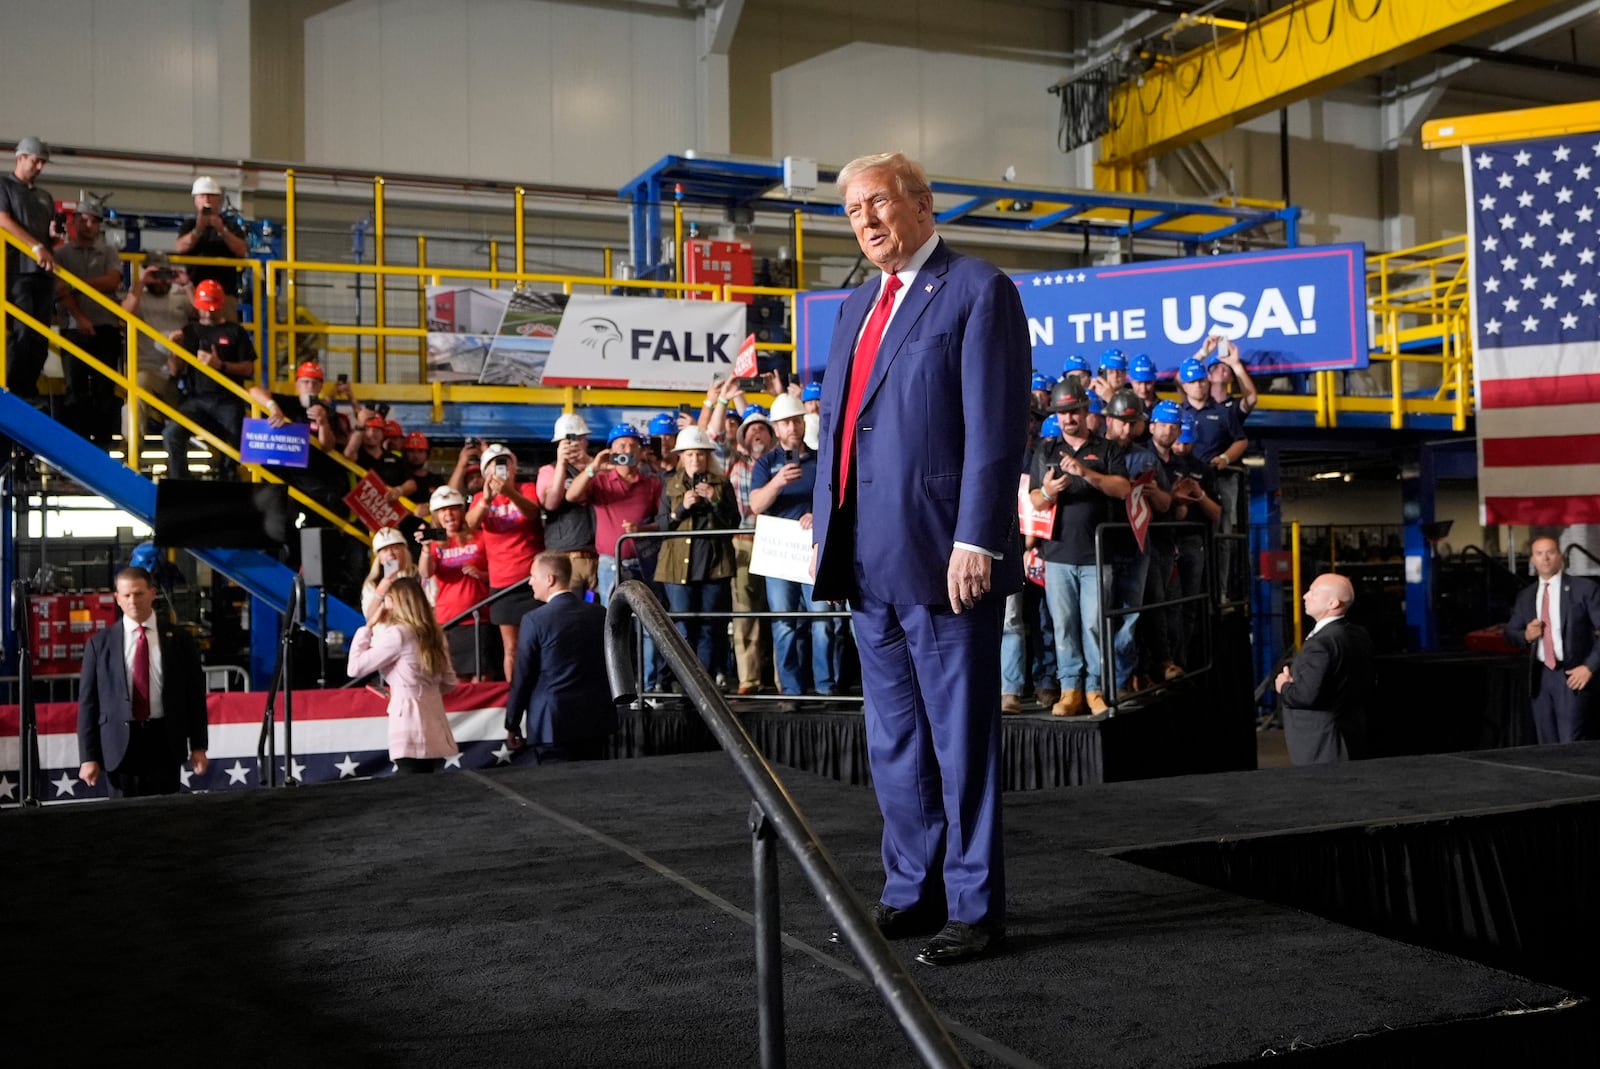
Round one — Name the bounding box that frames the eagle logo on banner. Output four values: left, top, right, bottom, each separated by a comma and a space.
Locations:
1126, 467, 1155, 553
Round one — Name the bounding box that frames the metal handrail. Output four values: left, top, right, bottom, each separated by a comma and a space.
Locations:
257, 573, 306, 786
9, 579, 43, 806
604, 579, 965, 1069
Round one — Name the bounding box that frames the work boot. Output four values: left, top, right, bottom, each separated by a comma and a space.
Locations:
1051, 688, 1086, 718
1085, 691, 1110, 715
1035, 686, 1060, 707
1001, 693, 1024, 714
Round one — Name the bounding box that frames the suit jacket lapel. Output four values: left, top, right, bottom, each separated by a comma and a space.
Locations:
857, 240, 951, 413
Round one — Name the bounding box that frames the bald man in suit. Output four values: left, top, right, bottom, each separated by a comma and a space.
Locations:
1274, 573, 1374, 766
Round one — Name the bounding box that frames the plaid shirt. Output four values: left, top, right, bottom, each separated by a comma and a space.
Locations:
728, 453, 758, 529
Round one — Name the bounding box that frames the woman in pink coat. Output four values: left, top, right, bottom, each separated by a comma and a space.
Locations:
347, 575, 459, 774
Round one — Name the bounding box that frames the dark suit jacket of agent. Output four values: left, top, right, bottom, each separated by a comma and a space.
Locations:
1278, 616, 1375, 766
1505, 572, 1600, 742
505, 593, 617, 752
77, 619, 209, 773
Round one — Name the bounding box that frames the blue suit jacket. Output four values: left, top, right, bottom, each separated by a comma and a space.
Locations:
811, 239, 1031, 605
76, 619, 208, 772
505, 594, 617, 748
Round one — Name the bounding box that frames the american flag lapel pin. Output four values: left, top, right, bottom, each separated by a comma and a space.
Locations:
924, 283, 934, 293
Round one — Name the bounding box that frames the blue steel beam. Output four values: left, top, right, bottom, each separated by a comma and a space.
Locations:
936, 197, 995, 225
1026, 204, 1085, 230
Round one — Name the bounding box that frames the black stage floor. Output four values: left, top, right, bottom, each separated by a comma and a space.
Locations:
8, 743, 1599, 1067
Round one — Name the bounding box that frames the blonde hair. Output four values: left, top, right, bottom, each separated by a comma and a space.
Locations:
384, 576, 451, 679
365, 540, 417, 586
835, 152, 932, 199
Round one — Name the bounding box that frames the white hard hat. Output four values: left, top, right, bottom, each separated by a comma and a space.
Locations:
371, 527, 406, 552
480, 443, 515, 467
191, 176, 222, 196
552, 412, 591, 440
769, 394, 807, 423
429, 486, 465, 512
671, 426, 717, 453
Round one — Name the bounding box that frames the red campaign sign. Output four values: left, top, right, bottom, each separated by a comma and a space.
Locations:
1019, 473, 1054, 539
1126, 468, 1155, 554
734, 333, 758, 378
344, 470, 405, 531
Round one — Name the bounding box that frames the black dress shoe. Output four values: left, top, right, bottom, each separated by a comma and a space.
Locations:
915, 921, 1005, 966
829, 901, 945, 944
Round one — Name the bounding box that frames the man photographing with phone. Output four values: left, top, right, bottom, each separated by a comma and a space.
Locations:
537, 413, 601, 595
174, 176, 248, 315
565, 423, 662, 606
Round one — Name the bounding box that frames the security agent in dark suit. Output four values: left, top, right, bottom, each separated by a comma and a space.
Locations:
1505, 536, 1600, 744
811, 152, 1031, 966
505, 551, 617, 762
1274, 573, 1374, 766
77, 567, 209, 797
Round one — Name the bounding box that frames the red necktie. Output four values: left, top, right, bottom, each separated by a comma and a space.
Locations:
837, 275, 903, 504
133, 623, 152, 721
1540, 582, 1557, 670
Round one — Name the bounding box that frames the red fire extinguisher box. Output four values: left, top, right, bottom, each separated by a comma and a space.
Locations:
685, 239, 753, 302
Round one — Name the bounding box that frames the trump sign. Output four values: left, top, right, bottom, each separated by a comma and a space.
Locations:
798, 243, 1368, 379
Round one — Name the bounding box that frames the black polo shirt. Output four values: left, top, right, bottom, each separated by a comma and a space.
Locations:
1029, 434, 1114, 567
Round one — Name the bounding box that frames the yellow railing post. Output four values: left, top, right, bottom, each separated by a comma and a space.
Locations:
1290, 520, 1303, 646
603, 247, 613, 280
126, 329, 141, 470
793, 208, 805, 290
251, 261, 265, 382
285, 169, 297, 367
374, 176, 387, 382
1389, 311, 1404, 430
416, 234, 428, 382
0, 245, 8, 390
515, 186, 526, 280
673, 186, 684, 285
488, 241, 499, 288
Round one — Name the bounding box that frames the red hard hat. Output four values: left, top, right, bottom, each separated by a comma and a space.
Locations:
294, 361, 324, 382
384, 420, 403, 439
403, 431, 429, 450
193, 279, 225, 311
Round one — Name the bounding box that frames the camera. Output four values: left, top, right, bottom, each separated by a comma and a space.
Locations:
374, 402, 391, 418
200, 206, 213, 217
150, 267, 176, 282
491, 457, 510, 473
336, 373, 349, 385
691, 472, 709, 487
420, 527, 448, 542
563, 433, 584, 442
613, 453, 634, 467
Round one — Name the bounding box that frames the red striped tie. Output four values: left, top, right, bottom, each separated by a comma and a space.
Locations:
837, 275, 902, 504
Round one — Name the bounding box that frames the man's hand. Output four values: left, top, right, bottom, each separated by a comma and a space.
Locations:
772, 462, 803, 487
199, 347, 221, 370
507, 731, 525, 750
1567, 665, 1592, 691
34, 245, 56, 272
1041, 467, 1069, 500
1525, 618, 1546, 643
1060, 457, 1086, 480
1210, 454, 1231, 470
266, 406, 289, 429
799, 512, 814, 531
191, 750, 209, 776
1274, 666, 1293, 693
947, 548, 992, 615
681, 485, 702, 508
79, 760, 101, 787
591, 448, 615, 473
77, 321, 97, 337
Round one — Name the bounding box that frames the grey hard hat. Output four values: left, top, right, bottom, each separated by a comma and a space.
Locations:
15, 136, 49, 161
1106, 388, 1145, 421
1049, 377, 1089, 413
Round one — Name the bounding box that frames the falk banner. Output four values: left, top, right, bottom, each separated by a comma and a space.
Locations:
797, 243, 1369, 380
541, 294, 747, 390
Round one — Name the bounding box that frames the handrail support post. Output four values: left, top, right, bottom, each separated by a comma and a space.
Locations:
751, 801, 787, 1069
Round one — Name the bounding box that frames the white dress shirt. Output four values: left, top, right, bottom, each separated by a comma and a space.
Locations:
1538, 574, 1565, 662
123, 614, 166, 720
855, 230, 999, 561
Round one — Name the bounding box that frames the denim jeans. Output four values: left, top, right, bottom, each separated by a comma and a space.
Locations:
765, 577, 838, 695
1044, 561, 1103, 694
1175, 535, 1208, 668
1106, 555, 1150, 692
665, 579, 731, 678
1002, 592, 1026, 695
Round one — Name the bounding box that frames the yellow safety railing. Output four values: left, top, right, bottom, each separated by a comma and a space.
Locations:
0, 230, 415, 546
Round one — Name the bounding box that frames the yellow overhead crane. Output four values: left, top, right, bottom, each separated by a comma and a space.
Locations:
1094, 0, 1559, 191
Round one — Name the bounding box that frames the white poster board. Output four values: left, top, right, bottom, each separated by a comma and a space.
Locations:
748, 515, 816, 584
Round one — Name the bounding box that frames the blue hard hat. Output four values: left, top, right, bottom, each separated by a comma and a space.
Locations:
1176, 413, 1197, 444
1061, 353, 1089, 376
742, 403, 769, 420
1031, 372, 1054, 392
608, 422, 644, 445
1151, 400, 1184, 426
647, 413, 677, 436
129, 541, 159, 571
801, 381, 823, 402
1040, 413, 1061, 438
1128, 355, 1156, 383
1100, 348, 1127, 372
1178, 358, 1208, 383
1087, 391, 1104, 415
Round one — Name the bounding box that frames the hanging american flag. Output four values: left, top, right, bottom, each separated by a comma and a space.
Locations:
1466, 131, 1600, 526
